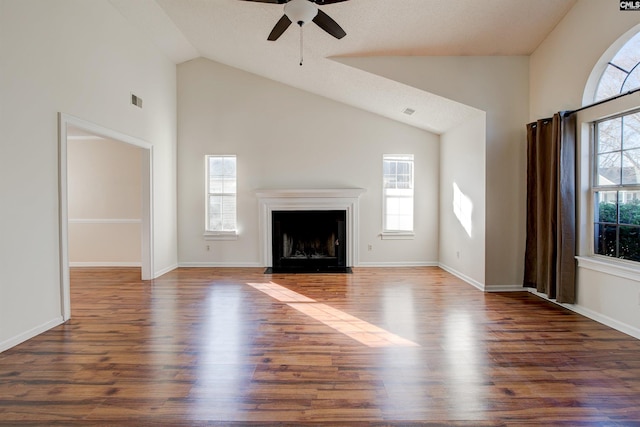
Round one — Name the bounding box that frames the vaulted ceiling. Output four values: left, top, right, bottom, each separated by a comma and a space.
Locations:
109, 0, 576, 133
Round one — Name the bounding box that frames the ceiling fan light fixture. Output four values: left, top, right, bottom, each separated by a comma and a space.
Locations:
284, 0, 318, 26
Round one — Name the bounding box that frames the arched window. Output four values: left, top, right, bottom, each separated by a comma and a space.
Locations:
582, 29, 640, 265
594, 31, 640, 102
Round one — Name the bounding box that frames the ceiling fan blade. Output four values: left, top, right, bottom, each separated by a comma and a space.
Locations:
312, 0, 349, 4
268, 14, 292, 41
312, 9, 346, 39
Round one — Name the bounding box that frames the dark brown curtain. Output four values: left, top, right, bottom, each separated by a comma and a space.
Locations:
524, 112, 577, 304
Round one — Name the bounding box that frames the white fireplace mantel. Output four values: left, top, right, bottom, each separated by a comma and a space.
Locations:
256, 188, 366, 267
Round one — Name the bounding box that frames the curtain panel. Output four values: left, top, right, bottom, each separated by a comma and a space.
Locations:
524, 112, 577, 304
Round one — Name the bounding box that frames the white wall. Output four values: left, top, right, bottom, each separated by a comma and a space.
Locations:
177, 58, 440, 267
530, 1, 640, 120
68, 137, 142, 265
530, 0, 640, 337
336, 56, 530, 288
439, 112, 486, 288
0, 0, 177, 351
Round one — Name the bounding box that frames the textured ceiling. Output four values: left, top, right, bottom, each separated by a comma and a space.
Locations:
109, 0, 576, 134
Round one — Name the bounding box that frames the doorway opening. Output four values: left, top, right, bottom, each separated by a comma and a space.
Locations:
58, 113, 154, 321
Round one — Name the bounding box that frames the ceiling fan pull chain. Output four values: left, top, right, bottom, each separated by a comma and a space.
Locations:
299, 25, 304, 66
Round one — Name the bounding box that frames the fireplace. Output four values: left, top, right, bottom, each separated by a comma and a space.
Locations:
256, 188, 365, 273
272, 210, 346, 273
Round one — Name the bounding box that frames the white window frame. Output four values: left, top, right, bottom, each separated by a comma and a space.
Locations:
591, 109, 640, 262
204, 154, 238, 240
381, 154, 415, 239
576, 94, 640, 278
576, 27, 640, 279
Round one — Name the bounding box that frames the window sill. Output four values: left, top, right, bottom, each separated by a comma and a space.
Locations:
576, 255, 640, 282
204, 231, 238, 241
380, 232, 415, 240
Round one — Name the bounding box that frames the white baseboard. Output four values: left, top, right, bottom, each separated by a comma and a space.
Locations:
569, 304, 640, 340
438, 263, 485, 290
527, 288, 640, 340
4, 267, 637, 356
69, 262, 178, 280
356, 261, 439, 267
485, 284, 526, 292
70, 262, 141, 267
178, 262, 263, 268
437, 265, 525, 293
177, 261, 438, 269
154, 263, 179, 278
0, 316, 64, 353
438, 266, 639, 340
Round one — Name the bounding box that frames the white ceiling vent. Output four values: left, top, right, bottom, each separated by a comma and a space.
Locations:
402, 108, 416, 116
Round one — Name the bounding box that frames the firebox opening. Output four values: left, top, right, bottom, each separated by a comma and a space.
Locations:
269, 210, 349, 273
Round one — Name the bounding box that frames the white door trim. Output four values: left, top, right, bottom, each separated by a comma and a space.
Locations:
58, 113, 154, 321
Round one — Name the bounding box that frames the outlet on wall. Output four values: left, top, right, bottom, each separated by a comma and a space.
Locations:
367, 244, 372, 251
206, 245, 210, 251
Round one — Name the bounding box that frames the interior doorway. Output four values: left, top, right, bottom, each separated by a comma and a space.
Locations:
58, 113, 154, 321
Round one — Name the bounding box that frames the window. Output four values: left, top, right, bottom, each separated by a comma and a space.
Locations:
579, 29, 640, 276
206, 155, 237, 236
594, 31, 640, 102
593, 110, 640, 261
382, 154, 414, 235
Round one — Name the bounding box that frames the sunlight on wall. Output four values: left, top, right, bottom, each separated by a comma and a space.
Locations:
247, 281, 419, 348
453, 182, 473, 237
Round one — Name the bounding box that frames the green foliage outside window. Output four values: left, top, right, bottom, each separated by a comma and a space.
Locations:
595, 198, 640, 261
597, 199, 640, 224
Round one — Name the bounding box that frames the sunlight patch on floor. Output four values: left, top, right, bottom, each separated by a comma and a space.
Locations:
247, 281, 419, 348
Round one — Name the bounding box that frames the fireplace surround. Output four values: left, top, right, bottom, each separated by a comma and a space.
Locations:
256, 189, 365, 272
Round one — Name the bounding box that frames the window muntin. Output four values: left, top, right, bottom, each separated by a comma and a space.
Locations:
383, 154, 414, 232
595, 32, 640, 102
206, 155, 237, 233
593, 110, 640, 261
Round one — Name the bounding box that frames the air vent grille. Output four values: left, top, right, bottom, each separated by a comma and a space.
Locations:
131, 93, 143, 108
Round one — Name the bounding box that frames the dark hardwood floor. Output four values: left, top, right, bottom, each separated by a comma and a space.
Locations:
1, 266, 639, 426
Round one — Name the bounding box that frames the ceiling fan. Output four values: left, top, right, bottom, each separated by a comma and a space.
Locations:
240, 0, 349, 42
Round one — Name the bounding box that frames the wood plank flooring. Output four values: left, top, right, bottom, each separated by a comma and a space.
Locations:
1, 266, 639, 426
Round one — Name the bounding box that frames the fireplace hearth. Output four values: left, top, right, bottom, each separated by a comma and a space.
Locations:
270, 210, 348, 273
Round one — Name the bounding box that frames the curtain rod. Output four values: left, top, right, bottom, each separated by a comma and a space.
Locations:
528, 87, 640, 126
567, 87, 640, 115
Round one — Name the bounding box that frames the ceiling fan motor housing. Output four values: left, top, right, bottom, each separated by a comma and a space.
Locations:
285, 0, 318, 26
